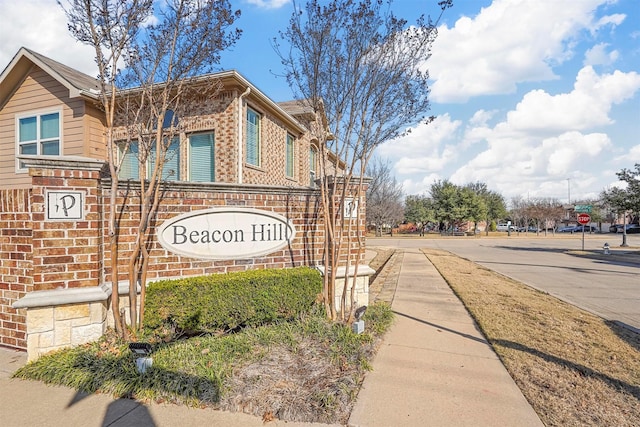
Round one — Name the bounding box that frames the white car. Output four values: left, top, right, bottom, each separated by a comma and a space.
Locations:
496, 223, 516, 232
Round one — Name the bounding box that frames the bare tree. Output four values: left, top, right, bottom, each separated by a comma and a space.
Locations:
59, 0, 153, 337
526, 198, 563, 234
60, 0, 240, 337
276, 0, 452, 320
366, 158, 403, 236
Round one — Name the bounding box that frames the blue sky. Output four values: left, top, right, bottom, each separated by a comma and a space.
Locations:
1, 0, 639, 204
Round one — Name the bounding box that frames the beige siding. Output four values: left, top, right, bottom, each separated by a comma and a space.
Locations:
83, 103, 106, 159
0, 66, 91, 189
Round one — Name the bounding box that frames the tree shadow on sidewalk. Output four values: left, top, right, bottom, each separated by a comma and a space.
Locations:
393, 310, 487, 345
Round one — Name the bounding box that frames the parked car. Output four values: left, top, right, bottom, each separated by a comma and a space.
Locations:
610, 224, 640, 233
627, 224, 640, 234
496, 223, 517, 232
517, 226, 540, 233
557, 226, 579, 233
573, 225, 597, 233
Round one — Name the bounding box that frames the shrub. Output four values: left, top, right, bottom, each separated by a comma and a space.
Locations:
144, 267, 322, 334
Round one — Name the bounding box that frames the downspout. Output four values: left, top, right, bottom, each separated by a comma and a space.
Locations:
238, 87, 251, 184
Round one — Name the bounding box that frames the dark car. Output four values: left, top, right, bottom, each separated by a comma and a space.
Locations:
611, 224, 640, 233
621, 224, 640, 234
573, 225, 597, 233
557, 226, 579, 233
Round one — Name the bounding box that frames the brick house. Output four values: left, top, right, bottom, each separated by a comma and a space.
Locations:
0, 48, 371, 359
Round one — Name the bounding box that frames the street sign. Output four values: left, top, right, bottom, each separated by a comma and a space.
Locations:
574, 204, 592, 213
577, 213, 591, 225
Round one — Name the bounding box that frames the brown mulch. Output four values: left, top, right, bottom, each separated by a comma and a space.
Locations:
219, 337, 364, 424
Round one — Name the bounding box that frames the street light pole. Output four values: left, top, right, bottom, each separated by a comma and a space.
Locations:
567, 178, 571, 204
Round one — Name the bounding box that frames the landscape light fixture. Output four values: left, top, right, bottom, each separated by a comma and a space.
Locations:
354, 305, 367, 321
352, 306, 367, 334
128, 342, 152, 356
129, 342, 153, 374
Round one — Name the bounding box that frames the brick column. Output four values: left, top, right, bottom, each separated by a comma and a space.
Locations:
12, 156, 109, 360
0, 189, 32, 349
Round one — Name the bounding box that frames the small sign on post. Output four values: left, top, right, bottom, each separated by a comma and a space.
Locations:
577, 213, 591, 251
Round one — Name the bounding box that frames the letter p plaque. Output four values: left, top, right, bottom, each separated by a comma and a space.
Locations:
46, 191, 84, 220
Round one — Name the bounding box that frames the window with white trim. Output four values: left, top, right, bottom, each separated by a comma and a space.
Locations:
309, 145, 318, 186
189, 132, 215, 182
246, 107, 261, 166
285, 134, 295, 178
17, 111, 61, 170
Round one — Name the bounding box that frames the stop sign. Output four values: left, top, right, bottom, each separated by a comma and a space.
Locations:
577, 213, 591, 225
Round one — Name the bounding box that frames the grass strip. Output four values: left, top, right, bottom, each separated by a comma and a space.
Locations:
423, 248, 640, 427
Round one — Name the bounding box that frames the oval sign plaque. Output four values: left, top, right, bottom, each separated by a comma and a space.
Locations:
157, 208, 296, 260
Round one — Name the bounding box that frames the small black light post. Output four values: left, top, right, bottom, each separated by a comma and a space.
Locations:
129, 342, 153, 374
352, 306, 367, 334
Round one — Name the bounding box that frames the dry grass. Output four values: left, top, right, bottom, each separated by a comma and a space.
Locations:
423, 248, 640, 427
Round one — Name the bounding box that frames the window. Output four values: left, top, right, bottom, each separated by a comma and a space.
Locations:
189, 133, 215, 182
17, 111, 60, 170
149, 138, 180, 181
285, 134, 295, 178
309, 145, 318, 186
246, 108, 260, 166
119, 142, 139, 180
118, 138, 180, 181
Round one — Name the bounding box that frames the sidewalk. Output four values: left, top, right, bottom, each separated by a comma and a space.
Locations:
0, 249, 543, 426
349, 248, 543, 426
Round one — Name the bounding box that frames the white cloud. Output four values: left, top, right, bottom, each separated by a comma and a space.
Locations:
541, 132, 611, 175
0, 1, 96, 76
244, 0, 290, 9
504, 66, 640, 133
468, 109, 497, 127
427, 0, 622, 102
584, 43, 619, 65
620, 144, 640, 162
388, 63, 638, 199
378, 114, 462, 159
593, 13, 626, 31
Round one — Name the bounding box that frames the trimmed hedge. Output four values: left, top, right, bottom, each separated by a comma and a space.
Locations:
144, 267, 322, 333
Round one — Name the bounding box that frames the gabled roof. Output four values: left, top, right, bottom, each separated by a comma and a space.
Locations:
0, 48, 316, 136
0, 47, 101, 108
278, 100, 316, 120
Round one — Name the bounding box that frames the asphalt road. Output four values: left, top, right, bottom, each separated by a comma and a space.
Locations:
370, 233, 640, 332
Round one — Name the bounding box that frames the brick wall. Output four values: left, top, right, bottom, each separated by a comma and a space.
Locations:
103, 181, 326, 284
2, 158, 368, 353
0, 189, 32, 349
